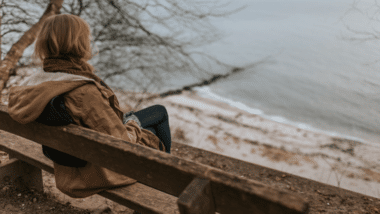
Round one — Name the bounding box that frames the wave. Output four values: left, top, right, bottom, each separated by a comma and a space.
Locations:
194, 86, 263, 115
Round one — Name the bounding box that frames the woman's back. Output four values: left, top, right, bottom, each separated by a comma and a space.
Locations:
7, 14, 166, 198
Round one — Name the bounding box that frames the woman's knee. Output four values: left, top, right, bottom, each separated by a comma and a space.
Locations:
152, 105, 168, 118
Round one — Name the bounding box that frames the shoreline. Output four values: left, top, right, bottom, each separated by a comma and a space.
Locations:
193, 86, 379, 148
114, 89, 380, 199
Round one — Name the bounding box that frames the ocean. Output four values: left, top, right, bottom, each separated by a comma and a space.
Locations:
191, 0, 380, 146
110, 0, 380, 146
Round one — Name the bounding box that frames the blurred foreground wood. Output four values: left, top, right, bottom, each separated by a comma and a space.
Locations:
0, 104, 309, 214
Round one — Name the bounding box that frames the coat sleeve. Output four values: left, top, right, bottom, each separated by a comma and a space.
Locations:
64, 84, 142, 144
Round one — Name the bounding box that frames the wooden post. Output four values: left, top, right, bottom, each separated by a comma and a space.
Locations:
0, 158, 43, 192
178, 177, 215, 214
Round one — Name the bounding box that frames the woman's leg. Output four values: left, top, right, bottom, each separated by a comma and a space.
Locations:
134, 105, 171, 153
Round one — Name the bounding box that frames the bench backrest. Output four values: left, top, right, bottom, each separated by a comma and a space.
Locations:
0, 104, 309, 214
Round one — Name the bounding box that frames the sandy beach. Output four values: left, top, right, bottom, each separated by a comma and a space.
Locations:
113, 88, 380, 199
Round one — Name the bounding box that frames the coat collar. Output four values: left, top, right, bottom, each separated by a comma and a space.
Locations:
8, 71, 96, 124
19, 71, 94, 87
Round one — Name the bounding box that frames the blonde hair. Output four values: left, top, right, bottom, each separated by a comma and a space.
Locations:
34, 14, 92, 61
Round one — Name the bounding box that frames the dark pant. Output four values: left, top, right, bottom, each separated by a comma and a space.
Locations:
134, 105, 171, 153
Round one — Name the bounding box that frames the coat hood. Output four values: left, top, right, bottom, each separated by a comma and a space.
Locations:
8, 72, 95, 124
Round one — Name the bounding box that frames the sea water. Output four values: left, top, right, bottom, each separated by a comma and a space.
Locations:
109, 0, 380, 146
190, 0, 380, 146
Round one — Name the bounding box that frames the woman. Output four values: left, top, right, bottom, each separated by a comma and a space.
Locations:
7, 14, 171, 198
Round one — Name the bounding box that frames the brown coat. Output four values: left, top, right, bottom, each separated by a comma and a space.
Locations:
8, 71, 162, 198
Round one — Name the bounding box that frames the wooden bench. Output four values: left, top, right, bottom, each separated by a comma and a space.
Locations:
0, 104, 309, 214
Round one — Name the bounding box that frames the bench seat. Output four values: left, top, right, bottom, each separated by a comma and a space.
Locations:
0, 130, 179, 214
0, 103, 310, 214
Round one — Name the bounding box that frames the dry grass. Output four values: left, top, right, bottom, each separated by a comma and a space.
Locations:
173, 127, 189, 143
207, 135, 223, 152
321, 157, 345, 188
259, 145, 301, 166
361, 168, 380, 183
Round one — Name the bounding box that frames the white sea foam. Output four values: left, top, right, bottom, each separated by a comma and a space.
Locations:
194, 86, 263, 115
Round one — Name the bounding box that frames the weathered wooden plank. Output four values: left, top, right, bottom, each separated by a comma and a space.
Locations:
207, 169, 309, 214
0, 131, 54, 174
99, 184, 180, 214
0, 105, 309, 214
0, 131, 179, 214
0, 158, 43, 192
178, 177, 215, 214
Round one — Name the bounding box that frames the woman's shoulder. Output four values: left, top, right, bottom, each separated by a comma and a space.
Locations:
63, 83, 110, 119
67, 82, 98, 95
65, 80, 119, 105
64, 82, 104, 104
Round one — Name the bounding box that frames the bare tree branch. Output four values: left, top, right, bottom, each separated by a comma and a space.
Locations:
1, 0, 244, 107
0, 0, 64, 97
341, 0, 380, 42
